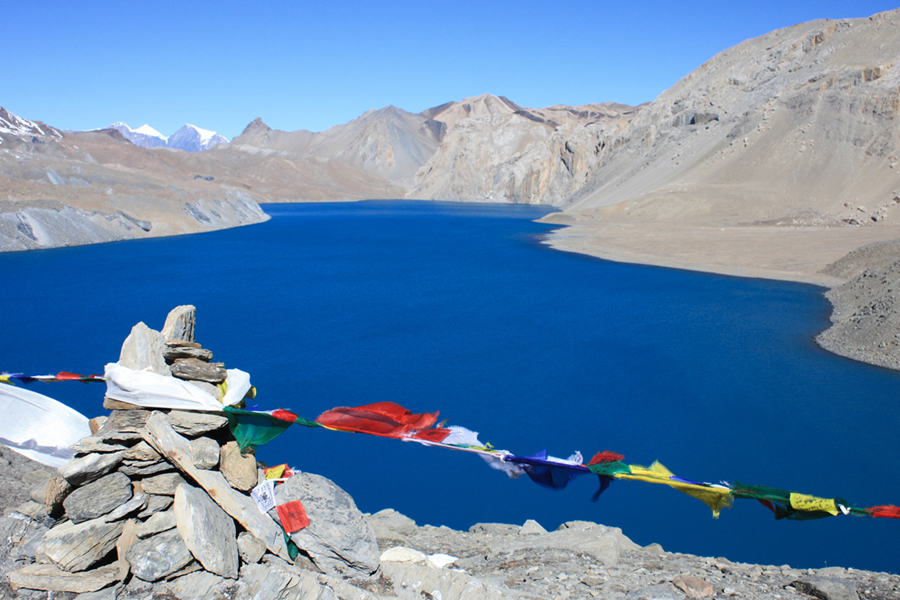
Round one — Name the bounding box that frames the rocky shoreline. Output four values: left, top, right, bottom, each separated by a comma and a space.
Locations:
1, 444, 898, 600
815, 239, 900, 371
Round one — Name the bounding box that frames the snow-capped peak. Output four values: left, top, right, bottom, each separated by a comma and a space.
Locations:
104, 121, 227, 152
0, 106, 63, 138
134, 124, 165, 139
106, 122, 167, 148
184, 124, 217, 142
168, 124, 228, 152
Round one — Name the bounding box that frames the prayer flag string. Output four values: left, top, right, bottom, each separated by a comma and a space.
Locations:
4, 372, 897, 523
222, 402, 900, 523
1, 372, 105, 384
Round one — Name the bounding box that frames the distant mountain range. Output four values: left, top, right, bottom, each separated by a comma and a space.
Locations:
1, 7, 899, 253
106, 122, 228, 152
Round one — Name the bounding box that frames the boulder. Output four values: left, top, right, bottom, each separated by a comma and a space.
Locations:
190, 436, 220, 469
115, 518, 139, 580
88, 416, 107, 435
790, 577, 860, 600
161, 305, 196, 342
219, 441, 258, 491
164, 571, 229, 600
673, 574, 715, 599
73, 582, 123, 600
174, 483, 239, 579
0, 513, 50, 562
118, 322, 170, 376
367, 508, 417, 538
37, 517, 125, 572
94, 410, 151, 443
63, 472, 133, 523
7, 562, 121, 593
125, 529, 194, 582
168, 410, 228, 437
103, 492, 148, 522
140, 472, 187, 495
135, 510, 176, 538
170, 358, 227, 383
69, 437, 128, 455
164, 345, 213, 362
236, 562, 323, 600
269, 472, 380, 577
520, 519, 547, 535
237, 531, 266, 564
122, 440, 162, 462
119, 461, 174, 477
30, 476, 72, 511
137, 494, 173, 519
58, 451, 125, 487
380, 546, 427, 564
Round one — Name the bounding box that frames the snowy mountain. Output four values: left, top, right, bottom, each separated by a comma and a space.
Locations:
108, 122, 167, 148
167, 124, 228, 152
0, 107, 63, 139
104, 122, 227, 152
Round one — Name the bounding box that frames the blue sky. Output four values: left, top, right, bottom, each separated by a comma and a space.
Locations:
5, 1, 898, 139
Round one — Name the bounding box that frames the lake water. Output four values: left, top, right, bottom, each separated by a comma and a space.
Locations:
2, 201, 898, 573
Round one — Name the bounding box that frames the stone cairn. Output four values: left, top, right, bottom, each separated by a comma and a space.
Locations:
1, 306, 384, 599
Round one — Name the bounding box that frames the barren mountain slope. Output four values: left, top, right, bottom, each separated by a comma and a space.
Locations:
0, 125, 270, 252
422, 93, 526, 129
230, 106, 443, 187
553, 9, 900, 227
412, 101, 640, 203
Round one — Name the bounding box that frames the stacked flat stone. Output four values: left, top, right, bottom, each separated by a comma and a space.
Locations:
0, 306, 382, 599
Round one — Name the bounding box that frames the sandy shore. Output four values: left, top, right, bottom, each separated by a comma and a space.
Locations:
539, 217, 900, 287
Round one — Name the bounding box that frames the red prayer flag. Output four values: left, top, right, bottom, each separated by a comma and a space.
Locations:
869, 505, 900, 519
277, 500, 310, 533
269, 409, 299, 423
588, 450, 625, 465
410, 428, 452, 443
316, 402, 440, 438
55, 372, 82, 381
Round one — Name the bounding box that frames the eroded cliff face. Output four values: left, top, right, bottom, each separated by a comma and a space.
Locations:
412, 103, 639, 204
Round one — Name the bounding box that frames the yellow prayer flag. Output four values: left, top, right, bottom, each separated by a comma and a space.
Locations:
265, 464, 287, 480
790, 493, 839, 515
217, 380, 229, 403
616, 461, 733, 518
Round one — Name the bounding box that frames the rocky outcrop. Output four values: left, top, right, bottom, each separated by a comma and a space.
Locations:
0, 310, 384, 598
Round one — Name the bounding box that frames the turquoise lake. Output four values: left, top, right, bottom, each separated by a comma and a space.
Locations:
2, 201, 898, 573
